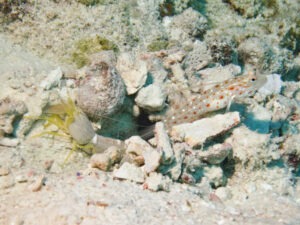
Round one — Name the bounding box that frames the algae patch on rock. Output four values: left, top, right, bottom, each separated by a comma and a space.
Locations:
77, 0, 107, 6
70, 35, 118, 68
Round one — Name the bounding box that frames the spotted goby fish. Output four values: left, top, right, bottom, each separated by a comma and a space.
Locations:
161, 71, 267, 131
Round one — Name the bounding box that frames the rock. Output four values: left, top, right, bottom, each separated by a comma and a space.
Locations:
125, 136, 154, 166
198, 143, 232, 165
113, 162, 145, 183
90, 146, 122, 171
77, 58, 125, 120
116, 52, 148, 95
167, 143, 186, 181
106, 146, 123, 165
171, 112, 241, 148
155, 122, 174, 164
90, 153, 111, 171
40, 67, 63, 90
143, 149, 162, 174
203, 166, 226, 188
135, 84, 166, 112
143, 172, 171, 192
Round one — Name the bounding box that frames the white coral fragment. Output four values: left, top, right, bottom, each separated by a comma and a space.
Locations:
171, 112, 241, 147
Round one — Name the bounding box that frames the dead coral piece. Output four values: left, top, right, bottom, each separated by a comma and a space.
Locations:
155, 122, 174, 164
171, 112, 241, 148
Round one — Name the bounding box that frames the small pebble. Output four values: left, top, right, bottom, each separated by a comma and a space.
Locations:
43, 160, 54, 171
90, 153, 112, 171
15, 174, 28, 183
28, 175, 44, 192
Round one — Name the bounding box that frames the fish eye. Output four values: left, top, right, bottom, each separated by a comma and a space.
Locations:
251, 78, 256, 82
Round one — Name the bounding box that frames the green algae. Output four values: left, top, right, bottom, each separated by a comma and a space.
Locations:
147, 40, 169, 52
77, 0, 106, 6
70, 35, 118, 68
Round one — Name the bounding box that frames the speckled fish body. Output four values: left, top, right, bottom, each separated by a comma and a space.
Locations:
162, 72, 266, 130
